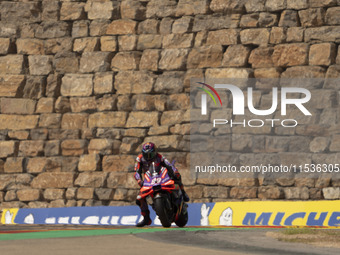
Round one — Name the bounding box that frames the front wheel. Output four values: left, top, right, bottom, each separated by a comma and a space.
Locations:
175, 204, 188, 227
154, 197, 172, 228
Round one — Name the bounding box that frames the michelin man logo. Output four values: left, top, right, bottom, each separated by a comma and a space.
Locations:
219, 207, 233, 226
200, 204, 233, 226
5, 210, 14, 224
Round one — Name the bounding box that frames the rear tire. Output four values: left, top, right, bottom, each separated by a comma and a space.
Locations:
154, 197, 172, 228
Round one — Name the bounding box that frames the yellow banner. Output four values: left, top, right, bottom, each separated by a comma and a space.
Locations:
208, 201, 340, 227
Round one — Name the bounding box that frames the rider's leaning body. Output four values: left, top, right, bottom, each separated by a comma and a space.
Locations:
134, 142, 189, 227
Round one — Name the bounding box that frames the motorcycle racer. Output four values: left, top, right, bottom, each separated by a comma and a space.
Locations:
134, 142, 190, 227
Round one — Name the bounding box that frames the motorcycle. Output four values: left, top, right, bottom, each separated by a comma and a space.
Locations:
138, 161, 188, 228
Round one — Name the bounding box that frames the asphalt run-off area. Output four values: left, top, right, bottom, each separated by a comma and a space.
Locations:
1, 225, 340, 255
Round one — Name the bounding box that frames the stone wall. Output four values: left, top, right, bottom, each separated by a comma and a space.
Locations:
0, 0, 340, 209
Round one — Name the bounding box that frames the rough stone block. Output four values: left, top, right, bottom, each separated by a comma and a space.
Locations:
88, 139, 113, 155
0, 75, 25, 97
309, 0, 337, 7
95, 188, 113, 200
281, 66, 326, 79
61, 113, 88, 130
269, 27, 287, 44
142, 135, 181, 150
210, 0, 245, 13
39, 113, 62, 128
0, 115, 39, 130
26, 157, 47, 173
121, 0, 146, 20
172, 16, 193, 33
0, 38, 12, 55
258, 12, 278, 27
36, 98, 54, 113
78, 154, 101, 171
245, 0, 265, 12
1, 98, 36, 114
94, 72, 114, 95
85, 1, 119, 20
126, 112, 159, 127
326, 7, 340, 25
187, 45, 223, 69
23, 76, 46, 100
287, 27, 304, 42
160, 18, 174, 35
103, 155, 135, 172
265, 0, 286, 11
176, 0, 209, 16
73, 37, 100, 53
139, 49, 160, 71
19, 141, 44, 157
240, 29, 270, 46
17, 189, 41, 202
323, 187, 340, 199
154, 71, 184, 94
72, 20, 89, 38
279, 10, 299, 27
159, 48, 189, 70
54, 97, 70, 114
29, 55, 53, 76
0, 141, 18, 158
309, 43, 336, 66
205, 68, 253, 79
118, 35, 137, 51
77, 187, 94, 199
0, 55, 24, 74
162, 34, 194, 49
240, 13, 259, 28
230, 187, 257, 199
120, 137, 140, 154
258, 186, 283, 199
287, 0, 308, 9
137, 19, 159, 34
100, 36, 117, 52
61, 74, 93, 97
272, 43, 309, 67
137, 35, 162, 50
45, 38, 73, 54
161, 111, 185, 126
97, 95, 116, 112
222, 45, 250, 67
44, 189, 65, 201
80, 52, 113, 73
106, 20, 137, 35
70, 97, 96, 113
54, 52, 79, 74
115, 71, 155, 94
0, 2, 42, 23
8, 131, 29, 140
206, 29, 238, 45
111, 52, 141, 71
46, 74, 61, 98
60, 2, 85, 21
330, 135, 340, 152
75, 172, 107, 188
299, 8, 325, 27
4, 157, 24, 173
146, 0, 177, 18
61, 140, 86, 156
35, 21, 70, 39
88, 112, 127, 128
305, 26, 340, 43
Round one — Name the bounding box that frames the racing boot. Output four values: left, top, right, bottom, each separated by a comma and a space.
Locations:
136, 211, 152, 227
181, 189, 190, 202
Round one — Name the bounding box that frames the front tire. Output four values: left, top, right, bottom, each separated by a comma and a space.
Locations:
175, 204, 188, 227
154, 197, 172, 228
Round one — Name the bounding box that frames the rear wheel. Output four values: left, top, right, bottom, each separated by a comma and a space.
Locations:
154, 197, 172, 228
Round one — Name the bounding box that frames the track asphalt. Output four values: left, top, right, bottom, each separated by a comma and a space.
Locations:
0, 226, 339, 255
